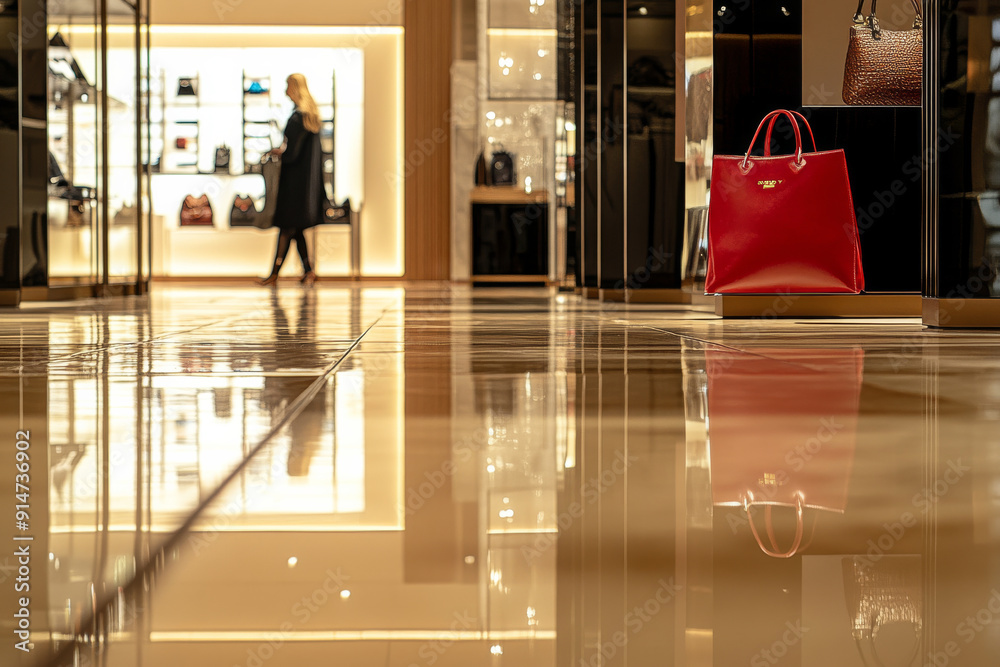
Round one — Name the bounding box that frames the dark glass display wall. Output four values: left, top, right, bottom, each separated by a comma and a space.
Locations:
581, 0, 599, 290
0, 0, 149, 306
922, 0, 1000, 326
600, 0, 626, 290
576, 0, 686, 296
712, 0, 922, 294
625, 1, 685, 292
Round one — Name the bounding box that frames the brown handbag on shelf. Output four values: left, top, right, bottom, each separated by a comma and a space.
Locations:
843, 0, 922, 106
179, 194, 214, 227
229, 195, 258, 227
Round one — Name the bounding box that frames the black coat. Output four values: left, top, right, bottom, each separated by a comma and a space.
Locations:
272, 110, 325, 230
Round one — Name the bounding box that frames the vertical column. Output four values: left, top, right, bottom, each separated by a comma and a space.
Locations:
624, 2, 687, 301
404, 0, 453, 280
0, 3, 20, 298
580, 0, 600, 294
921, 0, 1000, 326
680, 0, 713, 295
598, 0, 625, 293
21, 0, 48, 289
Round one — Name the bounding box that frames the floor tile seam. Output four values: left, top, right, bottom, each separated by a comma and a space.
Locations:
10, 306, 293, 373
636, 325, 869, 371
41, 311, 386, 667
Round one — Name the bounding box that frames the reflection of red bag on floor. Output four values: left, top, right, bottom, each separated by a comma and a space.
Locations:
708, 348, 864, 557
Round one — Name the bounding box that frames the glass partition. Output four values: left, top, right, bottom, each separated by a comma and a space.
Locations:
47, 3, 102, 285
35, 0, 148, 297
107, 0, 140, 283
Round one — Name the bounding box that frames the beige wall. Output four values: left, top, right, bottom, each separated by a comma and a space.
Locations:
151, 0, 403, 27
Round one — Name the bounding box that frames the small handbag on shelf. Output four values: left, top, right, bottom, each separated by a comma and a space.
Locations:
179, 194, 214, 227
177, 77, 197, 97
322, 197, 352, 224
843, 0, 922, 106
229, 195, 258, 227
490, 148, 516, 185
214, 145, 231, 173
246, 80, 268, 95
705, 109, 864, 294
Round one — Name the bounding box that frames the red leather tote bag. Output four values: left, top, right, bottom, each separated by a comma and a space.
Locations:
705, 110, 865, 294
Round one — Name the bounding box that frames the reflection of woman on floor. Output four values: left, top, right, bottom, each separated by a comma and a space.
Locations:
258, 73, 326, 286
262, 290, 325, 477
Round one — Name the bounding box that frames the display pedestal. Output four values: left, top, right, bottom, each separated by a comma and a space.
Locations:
625, 288, 690, 304
470, 186, 549, 285
713, 293, 922, 318
598, 288, 690, 304
922, 298, 1000, 328
599, 289, 627, 303
687, 292, 717, 310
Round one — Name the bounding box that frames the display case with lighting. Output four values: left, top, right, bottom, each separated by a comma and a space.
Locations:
141, 29, 404, 279
470, 0, 575, 284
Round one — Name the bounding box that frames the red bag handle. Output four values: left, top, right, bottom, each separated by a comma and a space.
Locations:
742, 110, 806, 169
744, 493, 805, 558
764, 110, 818, 156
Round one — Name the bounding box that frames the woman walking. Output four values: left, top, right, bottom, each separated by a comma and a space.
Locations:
258, 73, 325, 286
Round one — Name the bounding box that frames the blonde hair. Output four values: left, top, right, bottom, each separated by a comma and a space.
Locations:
287, 73, 321, 134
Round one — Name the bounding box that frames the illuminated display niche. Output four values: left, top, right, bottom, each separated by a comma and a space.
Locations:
147, 27, 403, 278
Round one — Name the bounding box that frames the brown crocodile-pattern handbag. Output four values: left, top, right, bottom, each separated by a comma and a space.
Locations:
843, 0, 922, 106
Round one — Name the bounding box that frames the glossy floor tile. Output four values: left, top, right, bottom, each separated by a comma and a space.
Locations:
2, 284, 1000, 666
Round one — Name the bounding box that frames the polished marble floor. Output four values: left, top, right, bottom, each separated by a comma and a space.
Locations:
2, 284, 1000, 666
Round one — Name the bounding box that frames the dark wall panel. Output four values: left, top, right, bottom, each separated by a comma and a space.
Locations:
625, 5, 685, 290
929, 1, 1000, 298
599, 0, 625, 289
0, 8, 20, 289
581, 3, 599, 288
